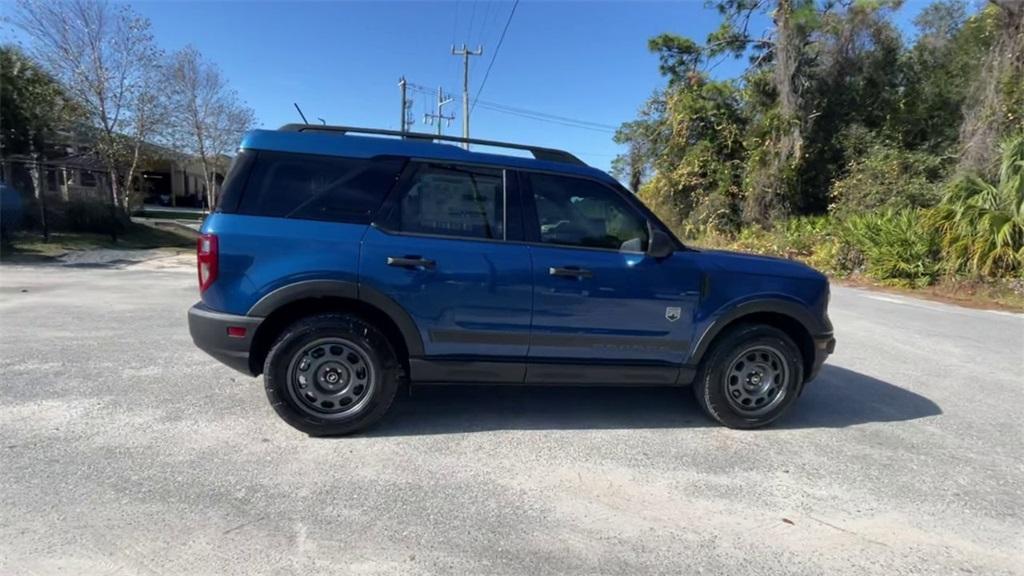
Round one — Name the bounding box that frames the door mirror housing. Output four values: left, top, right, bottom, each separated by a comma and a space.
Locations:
647, 226, 675, 259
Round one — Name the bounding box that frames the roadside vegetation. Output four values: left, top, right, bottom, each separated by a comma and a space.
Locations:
614, 0, 1023, 306
0, 223, 195, 263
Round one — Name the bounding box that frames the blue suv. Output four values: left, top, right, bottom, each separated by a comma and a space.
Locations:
188, 125, 835, 435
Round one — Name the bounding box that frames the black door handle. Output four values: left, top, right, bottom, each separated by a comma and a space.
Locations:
387, 256, 436, 269
549, 266, 592, 279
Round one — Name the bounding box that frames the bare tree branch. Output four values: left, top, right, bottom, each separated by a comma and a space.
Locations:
164, 46, 256, 210
13, 0, 165, 221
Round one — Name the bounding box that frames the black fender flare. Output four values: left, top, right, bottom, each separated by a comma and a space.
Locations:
247, 279, 424, 357
689, 296, 822, 364
248, 279, 357, 316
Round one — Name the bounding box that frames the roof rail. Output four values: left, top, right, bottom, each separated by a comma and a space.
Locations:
278, 124, 587, 167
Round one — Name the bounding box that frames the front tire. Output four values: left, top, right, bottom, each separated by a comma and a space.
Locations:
694, 324, 804, 429
264, 314, 402, 436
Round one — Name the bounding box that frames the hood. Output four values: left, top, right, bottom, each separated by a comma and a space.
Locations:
697, 249, 827, 281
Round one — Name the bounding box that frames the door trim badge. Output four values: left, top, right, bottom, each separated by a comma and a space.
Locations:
665, 307, 681, 322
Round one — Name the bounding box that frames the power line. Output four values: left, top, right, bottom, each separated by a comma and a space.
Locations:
474, 102, 616, 133
405, 81, 437, 96
475, 108, 613, 133
475, 0, 495, 49
450, 0, 461, 47
471, 0, 519, 114
476, 99, 618, 130
466, 0, 479, 47
449, 1, 461, 89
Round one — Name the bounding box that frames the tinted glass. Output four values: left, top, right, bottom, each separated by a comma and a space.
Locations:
386, 164, 504, 240
237, 151, 403, 223
215, 149, 255, 213
528, 173, 648, 251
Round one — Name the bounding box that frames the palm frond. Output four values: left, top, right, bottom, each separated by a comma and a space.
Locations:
934, 133, 1024, 277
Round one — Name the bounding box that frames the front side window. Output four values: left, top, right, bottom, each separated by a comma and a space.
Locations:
237, 151, 403, 223
384, 164, 504, 240
528, 172, 648, 251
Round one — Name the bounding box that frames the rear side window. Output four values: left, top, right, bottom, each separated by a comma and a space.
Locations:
381, 163, 505, 240
236, 151, 403, 223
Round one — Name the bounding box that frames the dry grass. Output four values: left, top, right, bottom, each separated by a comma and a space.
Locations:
1, 223, 194, 263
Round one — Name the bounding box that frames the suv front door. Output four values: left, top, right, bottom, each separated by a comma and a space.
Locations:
360, 162, 532, 383
521, 171, 700, 384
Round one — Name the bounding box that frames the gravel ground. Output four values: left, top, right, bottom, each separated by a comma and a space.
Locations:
1, 259, 1022, 576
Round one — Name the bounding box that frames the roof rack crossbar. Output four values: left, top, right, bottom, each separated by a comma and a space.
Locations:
278, 124, 587, 167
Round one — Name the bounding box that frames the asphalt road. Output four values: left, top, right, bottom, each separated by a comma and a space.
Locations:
1, 257, 1022, 576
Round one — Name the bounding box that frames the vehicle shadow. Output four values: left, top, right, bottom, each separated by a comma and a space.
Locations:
777, 365, 942, 429
367, 365, 942, 436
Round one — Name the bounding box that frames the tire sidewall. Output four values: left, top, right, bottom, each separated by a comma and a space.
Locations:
264, 315, 400, 435
696, 325, 804, 429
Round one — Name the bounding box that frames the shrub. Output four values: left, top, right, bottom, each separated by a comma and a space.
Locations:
689, 216, 852, 276
931, 133, 1024, 278
804, 236, 844, 275
830, 142, 948, 218
842, 209, 941, 286
689, 211, 945, 286
782, 217, 859, 275
780, 216, 833, 255
59, 199, 124, 235
731, 226, 773, 253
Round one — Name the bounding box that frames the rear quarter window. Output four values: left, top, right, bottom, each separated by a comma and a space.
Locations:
216, 150, 256, 213
236, 151, 404, 223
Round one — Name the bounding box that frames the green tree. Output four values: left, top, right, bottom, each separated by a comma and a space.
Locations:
0, 45, 79, 238
611, 92, 668, 192
829, 129, 948, 217
647, 34, 703, 86
706, 0, 820, 224
617, 0, 1018, 288
795, 0, 905, 214
889, 0, 986, 153
958, 1, 1024, 174
637, 77, 747, 236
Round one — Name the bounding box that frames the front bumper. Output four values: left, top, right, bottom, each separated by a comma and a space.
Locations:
807, 333, 836, 382
187, 303, 263, 376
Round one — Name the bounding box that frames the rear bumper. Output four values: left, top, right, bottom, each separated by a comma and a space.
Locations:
187, 303, 262, 376
807, 333, 836, 383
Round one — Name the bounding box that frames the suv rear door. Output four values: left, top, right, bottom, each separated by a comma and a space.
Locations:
520, 171, 700, 384
360, 162, 532, 383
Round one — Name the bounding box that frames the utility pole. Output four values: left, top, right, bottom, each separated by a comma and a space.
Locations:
423, 87, 455, 136
398, 76, 414, 133
451, 44, 483, 148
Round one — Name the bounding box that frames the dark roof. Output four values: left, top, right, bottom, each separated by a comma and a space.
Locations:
237, 125, 615, 183
2, 151, 105, 170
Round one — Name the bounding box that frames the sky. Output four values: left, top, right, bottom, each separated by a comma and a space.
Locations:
2, 0, 936, 171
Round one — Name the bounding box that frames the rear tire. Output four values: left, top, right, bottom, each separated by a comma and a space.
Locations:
694, 324, 803, 429
264, 314, 402, 436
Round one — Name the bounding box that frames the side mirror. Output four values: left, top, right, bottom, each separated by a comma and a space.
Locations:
647, 226, 675, 259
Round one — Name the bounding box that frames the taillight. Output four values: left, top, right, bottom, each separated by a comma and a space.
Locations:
197, 233, 218, 293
